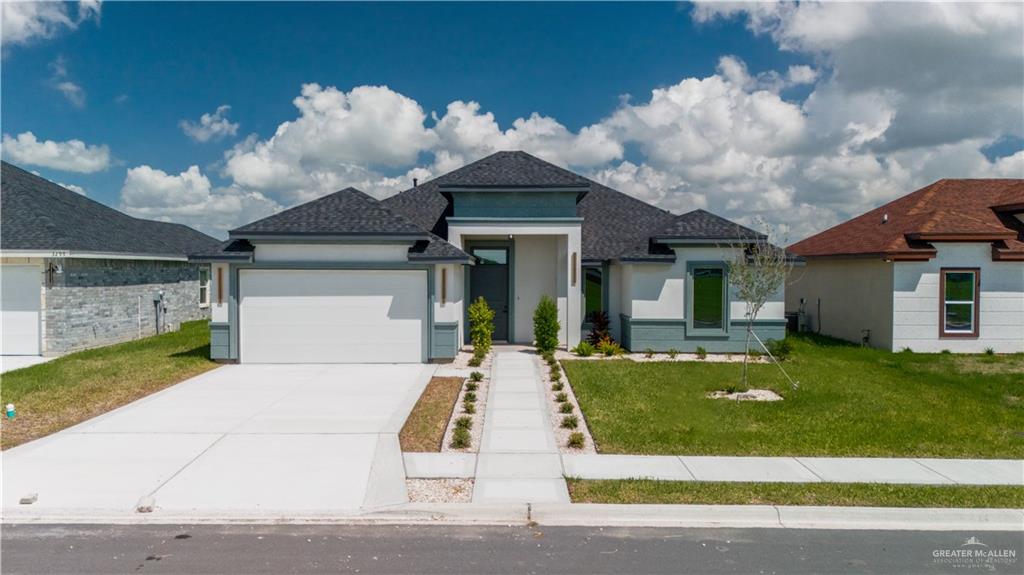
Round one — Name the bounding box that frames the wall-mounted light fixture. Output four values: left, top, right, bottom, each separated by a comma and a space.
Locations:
571, 252, 578, 287
441, 267, 447, 305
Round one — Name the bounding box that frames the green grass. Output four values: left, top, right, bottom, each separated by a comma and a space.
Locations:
567, 479, 1024, 508
562, 333, 1024, 457
399, 376, 464, 452
0, 320, 217, 449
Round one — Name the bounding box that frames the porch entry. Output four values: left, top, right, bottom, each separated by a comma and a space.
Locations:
469, 246, 510, 341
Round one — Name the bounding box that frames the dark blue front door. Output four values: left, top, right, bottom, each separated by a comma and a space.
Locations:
469, 247, 509, 341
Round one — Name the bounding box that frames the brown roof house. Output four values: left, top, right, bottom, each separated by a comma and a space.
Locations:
786, 179, 1024, 353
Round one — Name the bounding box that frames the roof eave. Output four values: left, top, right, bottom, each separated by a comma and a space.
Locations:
227, 232, 429, 243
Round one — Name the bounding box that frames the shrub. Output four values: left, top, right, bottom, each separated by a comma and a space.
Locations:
462, 402, 476, 414
567, 432, 585, 449
900, 347, 914, 354
463, 391, 477, 403
572, 341, 595, 357
468, 355, 482, 367
596, 337, 624, 357
559, 402, 574, 414
450, 427, 471, 449
586, 311, 612, 345
468, 296, 495, 356
469, 371, 484, 382
644, 348, 654, 359
551, 381, 564, 392
546, 355, 558, 367
561, 415, 579, 429
985, 347, 995, 356
667, 348, 679, 359
465, 382, 478, 392
747, 349, 763, 359
533, 295, 560, 353
695, 346, 707, 360
455, 416, 473, 430
941, 349, 952, 355
549, 371, 561, 383
766, 338, 793, 361
549, 364, 561, 378
555, 392, 568, 403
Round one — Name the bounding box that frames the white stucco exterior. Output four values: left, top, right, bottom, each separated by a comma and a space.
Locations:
253, 243, 410, 263
785, 258, 895, 350
513, 235, 559, 343
434, 262, 464, 343
892, 243, 1023, 353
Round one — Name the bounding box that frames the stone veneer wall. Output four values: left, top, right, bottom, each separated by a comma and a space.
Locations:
43, 258, 209, 354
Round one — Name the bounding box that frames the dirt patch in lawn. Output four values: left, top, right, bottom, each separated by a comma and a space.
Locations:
399, 376, 464, 452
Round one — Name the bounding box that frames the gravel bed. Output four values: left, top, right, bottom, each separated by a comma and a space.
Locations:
440, 350, 492, 453
554, 350, 769, 363
542, 353, 597, 454
405, 479, 474, 503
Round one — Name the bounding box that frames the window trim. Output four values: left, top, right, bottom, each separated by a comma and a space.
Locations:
686, 261, 730, 337
198, 267, 210, 308
939, 267, 980, 338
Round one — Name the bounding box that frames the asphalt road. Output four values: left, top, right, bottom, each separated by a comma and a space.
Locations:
2, 524, 1021, 575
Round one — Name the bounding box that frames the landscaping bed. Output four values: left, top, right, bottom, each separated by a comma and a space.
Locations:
562, 333, 1024, 458
399, 376, 465, 452
567, 479, 1024, 508
0, 320, 218, 450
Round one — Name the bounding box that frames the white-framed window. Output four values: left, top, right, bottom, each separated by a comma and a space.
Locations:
940, 268, 978, 337
199, 267, 210, 308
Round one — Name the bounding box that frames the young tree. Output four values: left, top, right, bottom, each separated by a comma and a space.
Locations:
727, 219, 796, 388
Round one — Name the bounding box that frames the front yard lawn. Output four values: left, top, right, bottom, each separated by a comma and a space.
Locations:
0, 320, 218, 449
567, 479, 1024, 508
562, 334, 1024, 458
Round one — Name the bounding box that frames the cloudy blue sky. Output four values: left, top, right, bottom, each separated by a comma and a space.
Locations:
3, 1, 1022, 240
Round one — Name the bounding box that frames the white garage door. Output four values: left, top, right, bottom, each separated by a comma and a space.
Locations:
1, 265, 42, 355
239, 269, 427, 363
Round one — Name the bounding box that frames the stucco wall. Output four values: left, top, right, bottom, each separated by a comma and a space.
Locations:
785, 258, 895, 349
434, 263, 464, 346
892, 243, 1024, 353
253, 243, 409, 263
513, 235, 559, 343
43, 258, 208, 354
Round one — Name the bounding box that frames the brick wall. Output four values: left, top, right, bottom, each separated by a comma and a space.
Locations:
43, 258, 209, 354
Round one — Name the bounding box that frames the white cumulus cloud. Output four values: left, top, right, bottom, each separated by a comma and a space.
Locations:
1, 1, 101, 49
180, 105, 240, 142
2, 131, 110, 173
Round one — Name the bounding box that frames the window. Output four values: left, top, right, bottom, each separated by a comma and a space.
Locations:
472, 248, 507, 265
584, 267, 603, 322
691, 266, 726, 331
941, 268, 979, 337
199, 267, 210, 307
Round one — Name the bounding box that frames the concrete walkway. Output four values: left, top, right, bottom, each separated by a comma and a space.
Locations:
472, 348, 568, 503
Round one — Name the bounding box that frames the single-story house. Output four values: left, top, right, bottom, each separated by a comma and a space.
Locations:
192, 151, 787, 364
786, 179, 1024, 353
0, 161, 221, 356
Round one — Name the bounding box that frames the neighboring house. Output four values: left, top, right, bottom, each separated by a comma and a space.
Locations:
192, 151, 786, 364
0, 161, 221, 356
787, 179, 1024, 353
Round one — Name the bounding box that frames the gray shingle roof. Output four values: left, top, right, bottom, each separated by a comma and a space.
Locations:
1, 161, 220, 258
433, 151, 590, 188
231, 187, 428, 237
651, 209, 765, 242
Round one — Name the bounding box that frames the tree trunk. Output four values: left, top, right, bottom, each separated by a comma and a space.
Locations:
741, 321, 753, 387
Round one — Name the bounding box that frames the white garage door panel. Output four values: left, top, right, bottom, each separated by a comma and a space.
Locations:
1, 265, 42, 355
240, 270, 426, 363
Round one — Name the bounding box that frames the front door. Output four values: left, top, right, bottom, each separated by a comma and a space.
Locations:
469, 247, 510, 341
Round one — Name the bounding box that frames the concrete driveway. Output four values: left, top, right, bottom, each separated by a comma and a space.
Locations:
2, 364, 433, 519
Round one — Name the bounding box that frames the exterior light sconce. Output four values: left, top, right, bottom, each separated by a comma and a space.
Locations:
441, 267, 447, 305
571, 252, 578, 287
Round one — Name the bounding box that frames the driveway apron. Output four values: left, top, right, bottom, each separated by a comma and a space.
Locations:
474, 349, 569, 503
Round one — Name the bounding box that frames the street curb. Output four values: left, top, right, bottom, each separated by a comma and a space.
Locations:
3, 503, 1021, 531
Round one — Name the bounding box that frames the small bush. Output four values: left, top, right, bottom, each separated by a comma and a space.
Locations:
644, 348, 654, 358
559, 402, 574, 414
455, 416, 473, 430
572, 341, 595, 357
766, 338, 793, 361
551, 381, 564, 392
468, 355, 482, 367
596, 337, 624, 357
567, 432, 585, 449
561, 415, 579, 429
941, 349, 952, 355
549, 371, 561, 383
586, 311, 612, 345
747, 349, 763, 359
900, 347, 914, 354
468, 297, 495, 356
533, 295, 561, 353
462, 402, 476, 414
985, 347, 995, 356
667, 348, 679, 359
463, 391, 477, 403
469, 371, 484, 382
555, 391, 568, 403
550, 362, 561, 375
695, 346, 707, 360
450, 427, 471, 449
465, 382, 478, 392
